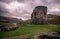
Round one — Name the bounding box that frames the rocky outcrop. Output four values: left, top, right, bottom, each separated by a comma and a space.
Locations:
31, 6, 48, 24
39, 32, 60, 39
31, 32, 60, 39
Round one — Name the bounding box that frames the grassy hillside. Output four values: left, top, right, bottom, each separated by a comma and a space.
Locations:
0, 24, 60, 38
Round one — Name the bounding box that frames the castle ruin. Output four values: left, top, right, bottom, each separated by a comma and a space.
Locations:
31, 6, 47, 24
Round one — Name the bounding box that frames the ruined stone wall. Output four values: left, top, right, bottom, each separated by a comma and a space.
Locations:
31, 6, 47, 24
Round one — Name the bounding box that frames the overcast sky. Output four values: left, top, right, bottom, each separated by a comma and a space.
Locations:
0, 0, 60, 20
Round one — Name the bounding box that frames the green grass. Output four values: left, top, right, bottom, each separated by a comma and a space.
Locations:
0, 24, 60, 38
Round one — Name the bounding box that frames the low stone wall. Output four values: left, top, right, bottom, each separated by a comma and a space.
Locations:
0, 26, 19, 31
0, 23, 19, 31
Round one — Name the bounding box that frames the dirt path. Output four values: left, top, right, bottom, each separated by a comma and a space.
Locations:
2, 35, 31, 39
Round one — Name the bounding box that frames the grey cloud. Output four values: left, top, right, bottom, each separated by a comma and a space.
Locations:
0, 2, 9, 16
0, 0, 60, 20
0, 0, 26, 3
46, 0, 60, 5
17, 0, 24, 3
51, 0, 60, 4
0, 0, 16, 3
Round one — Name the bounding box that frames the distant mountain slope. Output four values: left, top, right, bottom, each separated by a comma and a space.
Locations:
0, 16, 20, 23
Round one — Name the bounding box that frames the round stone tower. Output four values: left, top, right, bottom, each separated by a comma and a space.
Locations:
31, 6, 47, 24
